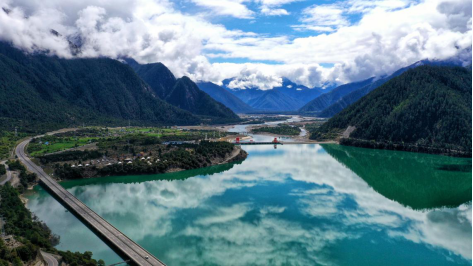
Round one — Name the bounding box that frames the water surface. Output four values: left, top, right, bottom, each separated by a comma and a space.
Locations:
27, 144, 472, 265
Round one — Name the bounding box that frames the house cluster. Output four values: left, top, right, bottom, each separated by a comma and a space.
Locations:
70, 155, 166, 168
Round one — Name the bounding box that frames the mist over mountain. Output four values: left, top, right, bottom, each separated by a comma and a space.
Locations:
125, 59, 241, 123
301, 51, 472, 117
0, 42, 200, 132
221, 77, 332, 112
196, 82, 254, 113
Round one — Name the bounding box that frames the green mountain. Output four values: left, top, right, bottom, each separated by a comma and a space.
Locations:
0, 42, 199, 132
167, 77, 241, 123
196, 82, 254, 113
317, 59, 469, 118
123, 60, 175, 99
248, 90, 305, 111
299, 77, 375, 113
312, 65, 472, 155
126, 60, 240, 123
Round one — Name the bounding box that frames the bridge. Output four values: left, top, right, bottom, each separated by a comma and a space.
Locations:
235, 141, 283, 145
234, 141, 326, 145
15, 139, 166, 266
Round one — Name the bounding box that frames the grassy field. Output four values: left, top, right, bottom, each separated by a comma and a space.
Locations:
0, 132, 26, 160
27, 136, 96, 157
26, 127, 232, 157
251, 124, 301, 136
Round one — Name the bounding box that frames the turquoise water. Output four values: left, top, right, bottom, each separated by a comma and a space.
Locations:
26, 144, 472, 265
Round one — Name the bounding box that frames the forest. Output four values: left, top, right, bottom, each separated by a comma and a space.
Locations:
0, 41, 200, 134
53, 141, 246, 179
0, 184, 100, 266
251, 124, 301, 135
311, 66, 472, 156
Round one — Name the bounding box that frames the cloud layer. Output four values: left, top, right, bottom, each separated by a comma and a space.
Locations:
0, 0, 471, 89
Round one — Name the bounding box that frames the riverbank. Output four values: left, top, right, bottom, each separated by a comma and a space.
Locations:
339, 138, 471, 158
50, 143, 247, 180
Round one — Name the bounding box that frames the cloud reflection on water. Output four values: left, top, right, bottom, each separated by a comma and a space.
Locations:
29, 144, 471, 265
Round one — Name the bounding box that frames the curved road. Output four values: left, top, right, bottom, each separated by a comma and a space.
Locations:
16, 138, 166, 266
0, 160, 12, 185
41, 251, 59, 266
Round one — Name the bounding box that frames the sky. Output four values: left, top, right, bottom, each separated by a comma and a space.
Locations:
0, 0, 471, 89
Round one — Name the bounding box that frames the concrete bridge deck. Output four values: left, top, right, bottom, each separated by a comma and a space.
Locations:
15, 139, 165, 266
235, 141, 328, 145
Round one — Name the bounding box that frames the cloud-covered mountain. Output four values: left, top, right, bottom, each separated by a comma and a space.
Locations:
302, 52, 472, 117
196, 82, 254, 114
311, 65, 472, 155
0, 42, 199, 132
222, 77, 332, 112
272, 78, 329, 103
125, 59, 241, 123
0, 0, 470, 91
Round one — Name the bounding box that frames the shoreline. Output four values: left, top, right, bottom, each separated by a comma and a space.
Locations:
339, 138, 471, 158
50, 146, 248, 181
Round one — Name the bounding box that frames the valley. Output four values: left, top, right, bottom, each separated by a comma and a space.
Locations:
0, 25, 470, 266
23, 126, 473, 266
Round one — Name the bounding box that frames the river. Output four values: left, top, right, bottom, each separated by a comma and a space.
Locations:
26, 125, 472, 265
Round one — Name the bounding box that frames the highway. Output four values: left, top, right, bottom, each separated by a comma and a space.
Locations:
16, 139, 166, 266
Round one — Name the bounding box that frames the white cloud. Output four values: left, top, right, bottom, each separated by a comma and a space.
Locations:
227, 66, 284, 90
195, 203, 252, 225
260, 7, 289, 16
190, 0, 254, 19
300, 3, 349, 32
347, 0, 414, 13
257, 0, 303, 16
256, 0, 303, 5
0, 0, 470, 90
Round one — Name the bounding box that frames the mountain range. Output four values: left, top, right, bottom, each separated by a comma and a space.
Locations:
124, 59, 241, 123
197, 77, 332, 112
0, 42, 246, 132
299, 77, 375, 114
196, 82, 254, 113
300, 55, 471, 117
311, 65, 472, 156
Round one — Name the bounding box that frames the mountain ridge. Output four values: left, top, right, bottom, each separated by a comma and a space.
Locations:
311, 65, 472, 156
221, 77, 332, 111
196, 81, 255, 113
317, 58, 471, 117
0, 42, 200, 132
125, 59, 241, 123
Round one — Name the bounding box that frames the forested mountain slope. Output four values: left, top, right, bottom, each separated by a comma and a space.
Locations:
317, 59, 469, 118
0, 42, 199, 132
248, 90, 305, 111
126, 60, 240, 123
299, 77, 375, 113
311, 66, 472, 156
196, 82, 254, 113
166, 77, 241, 123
